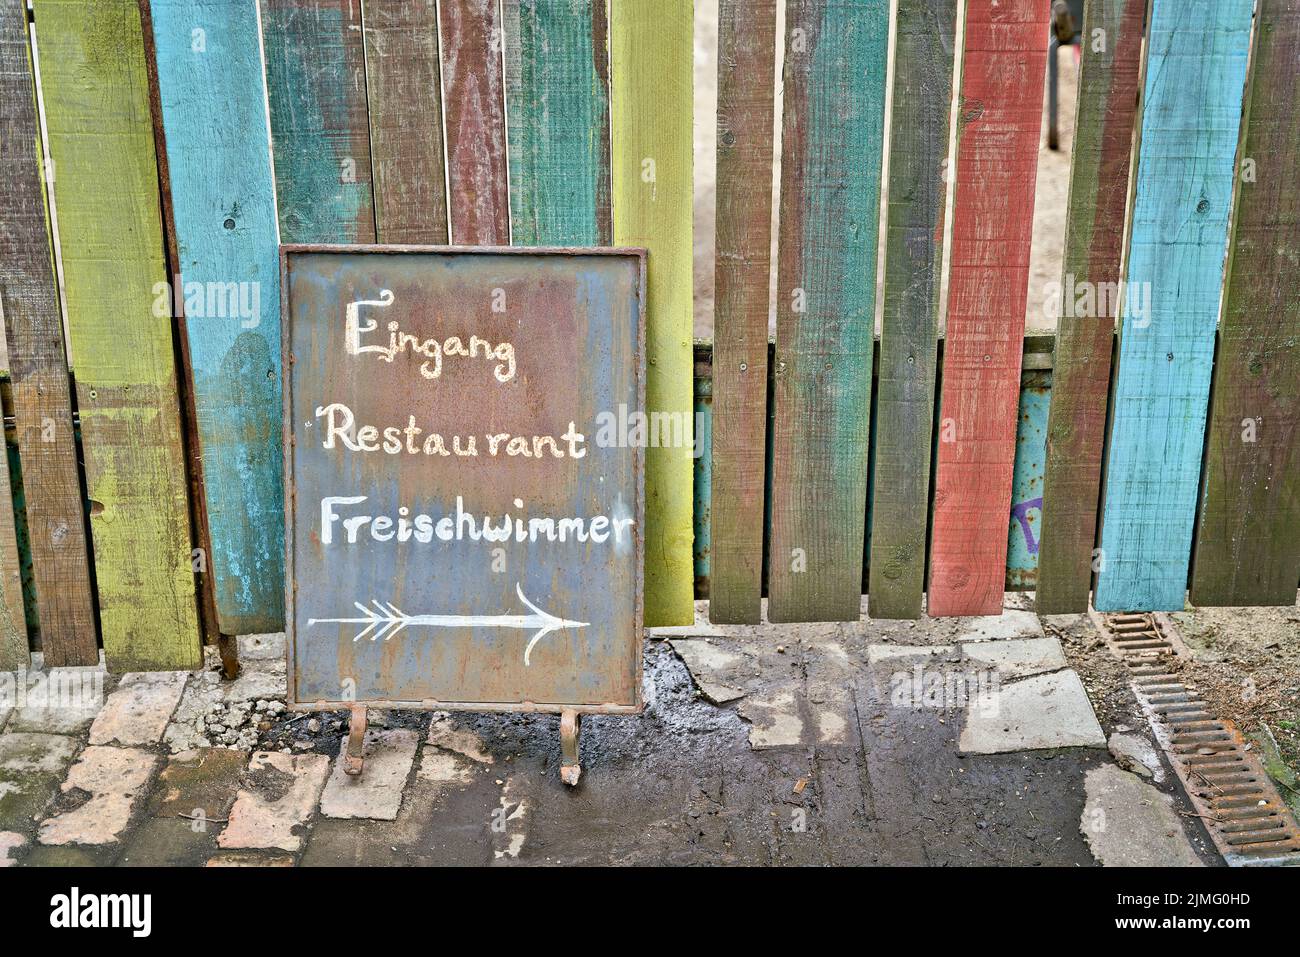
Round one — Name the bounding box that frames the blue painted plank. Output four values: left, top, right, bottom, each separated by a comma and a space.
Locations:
149, 0, 284, 634
1094, 0, 1254, 612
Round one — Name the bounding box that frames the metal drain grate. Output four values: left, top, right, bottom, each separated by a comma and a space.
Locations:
1094, 611, 1300, 866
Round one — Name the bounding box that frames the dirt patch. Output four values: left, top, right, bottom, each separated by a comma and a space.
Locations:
1167, 603, 1300, 779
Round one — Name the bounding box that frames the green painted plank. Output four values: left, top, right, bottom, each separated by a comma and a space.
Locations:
866, 0, 958, 620
1036, 0, 1145, 614
1191, 0, 1300, 606
503, 0, 611, 246
260, 0, 375, 244
148, 0, 284, 637
769, 0, 889, 623
362, 0, 449, 243
610, 0, 694, 626
1094, 0, 1254, 612
0, 0, 98, 666
35, 0, 200, 670
708, 0, 778, 623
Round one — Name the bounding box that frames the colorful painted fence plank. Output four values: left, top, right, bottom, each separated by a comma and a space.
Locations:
867, 0, 958, 620
0, 0, 98, 666
610, 0, 695, 626
362, 0, 449, 244
1191, 0, 1300, 607
440, 0, 510, 245
260, 0, 376, 245
504, 0, 611, 247
1036, 0, 1146, 615
708, 0, 778, 623
1094, 0, 1255, 612
769, 0, 888, 623
151, 0, 284, 636
35, 0, 200, 670
928, 0, 1049, 617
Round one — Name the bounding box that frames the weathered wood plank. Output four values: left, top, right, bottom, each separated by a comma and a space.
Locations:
1094, 0, 1254, 612
769, 0, 889, 623
150, 0, 285, 635
503, 0, 611, 246
0, 0, 97, 666
361, 0, 448, 243
1191, 0, 1300, 607
35, 0, 200, 670
439, 0, 510, 245
1035, 0, 1146, 614
609, 0, 694, 625
866, 0, 958, 620
708, 0, 777, 624
927, 0, 1049, 617
260, 0, 375, 244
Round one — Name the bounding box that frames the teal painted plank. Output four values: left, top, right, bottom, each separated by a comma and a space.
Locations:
260, 0, 376, 243
768, 0, 889, 622
1094, 0, 1254, 612
149, 0, 284, 633
503, 0, 611, 246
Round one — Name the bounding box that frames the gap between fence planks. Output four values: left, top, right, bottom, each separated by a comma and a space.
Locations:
769, 0, 888, 623
1035, 0, 1146, 615
260, 0, 376, 245
149, 0, 285, 637
866, 0, 958, 621
0, 0, 97, 666
1191, 0, 1300, 607
503, 0, 611, 247
927, 0, 1049, 617
440, 0, 510, 245
708, 0, 777, 624
0, 431, 25, 670
610, 0, 694, 626
362, 0, 449, 244
1094, 0, 1254, 613
34, 0, 200, 670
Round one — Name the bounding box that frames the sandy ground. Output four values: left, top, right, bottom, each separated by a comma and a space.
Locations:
693, 1, 1078, 339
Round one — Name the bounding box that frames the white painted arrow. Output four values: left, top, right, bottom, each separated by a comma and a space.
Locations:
307, 583, 588, 666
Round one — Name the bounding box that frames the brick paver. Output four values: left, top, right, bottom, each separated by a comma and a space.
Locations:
38, 746, 158, 846
218, 751, 329, 852
319, 729, 419, 820
89, 672, 188, 747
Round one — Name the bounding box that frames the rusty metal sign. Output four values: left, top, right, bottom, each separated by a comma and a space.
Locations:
282, 246, 645, 714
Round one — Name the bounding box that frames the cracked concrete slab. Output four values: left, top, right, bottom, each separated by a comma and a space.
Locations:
667, 639, 746, 704
959, 670, 1107, 754
955, 610, 1043, 643
867, 644, 955, 665
961, 636, 1068, 679
1081, 765, 1203, 866
1108, 732, 1164, 782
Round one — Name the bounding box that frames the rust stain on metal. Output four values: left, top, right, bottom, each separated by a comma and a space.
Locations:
282, 246, 645, 714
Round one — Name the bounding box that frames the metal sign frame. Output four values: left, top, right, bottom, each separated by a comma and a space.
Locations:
281, 245, 646, 717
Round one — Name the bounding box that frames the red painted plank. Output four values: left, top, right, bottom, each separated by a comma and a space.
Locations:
439, 0, 510, 245
927, 0, 1049, 616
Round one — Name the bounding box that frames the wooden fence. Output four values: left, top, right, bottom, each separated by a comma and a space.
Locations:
0, 0, 1296, 671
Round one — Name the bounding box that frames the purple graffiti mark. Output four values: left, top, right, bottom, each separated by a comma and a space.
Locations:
1010, 497, 1044, 556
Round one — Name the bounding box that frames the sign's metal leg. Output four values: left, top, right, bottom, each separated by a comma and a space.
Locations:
344, 705, 367, 777
559, 709, 581, 786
